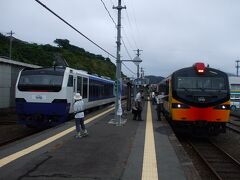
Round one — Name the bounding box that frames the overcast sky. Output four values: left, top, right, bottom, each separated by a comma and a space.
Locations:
1, 0, 240, 77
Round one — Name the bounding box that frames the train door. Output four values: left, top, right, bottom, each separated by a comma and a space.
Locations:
77, 75, 83, 103
71, 75, 77, 107
82, 77, 89, 101
73, 76, 77, 93
67, 73, 75, 112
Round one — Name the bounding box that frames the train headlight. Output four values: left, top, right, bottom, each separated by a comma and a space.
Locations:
214, 104, 230, 110
172, 103, 190, 109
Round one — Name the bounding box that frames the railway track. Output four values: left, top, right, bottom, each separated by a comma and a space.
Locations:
0, 113, 39, 146
228, 121, 240, 127
227, 121, 240, 134
0, 103, 118, 147
0, 129, 39, 147
190, 139, 240, 180
0, 121, 17, 125
0, 115, 34, 146
230, 113, 240, 119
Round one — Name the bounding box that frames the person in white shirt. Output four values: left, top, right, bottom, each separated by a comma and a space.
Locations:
73, 93, 88, 138
133, 90, 143, 121
135, 91, 141, 102
155, 92, 165, 121
151, 91, 155, 105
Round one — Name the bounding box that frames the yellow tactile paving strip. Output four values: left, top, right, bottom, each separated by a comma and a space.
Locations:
141, 101, 159, 180
0, 106, 114, 168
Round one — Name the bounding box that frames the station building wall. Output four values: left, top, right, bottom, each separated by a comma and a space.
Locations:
0, 57, 40, 109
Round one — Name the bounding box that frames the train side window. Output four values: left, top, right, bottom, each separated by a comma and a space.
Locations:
83, 77, 88, 98
89, 79, 99, 98
67, 75, 73, 87
77, 76, 82, 94
73, 78, 76, 92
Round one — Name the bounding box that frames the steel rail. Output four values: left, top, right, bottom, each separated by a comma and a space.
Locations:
226, 122, 240, 134
0, 131, 39, 147
189, 139, 240, 180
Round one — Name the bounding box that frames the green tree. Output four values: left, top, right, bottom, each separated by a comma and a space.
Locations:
54, 39, 70, 48
0, 34, 119, 79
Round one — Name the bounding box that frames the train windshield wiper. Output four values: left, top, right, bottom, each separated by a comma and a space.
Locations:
196, 87, 205, 91
178, 87, 192, 92
205, 89, 226, 92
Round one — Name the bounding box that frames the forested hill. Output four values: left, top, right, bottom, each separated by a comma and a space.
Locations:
0, 34, 116, 79
145, 75, 164, 84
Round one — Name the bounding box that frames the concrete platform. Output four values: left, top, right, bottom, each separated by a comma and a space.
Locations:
0, 102, 200, 180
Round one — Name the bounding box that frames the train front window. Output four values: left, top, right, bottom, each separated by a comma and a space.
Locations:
18, 72, 64, 92
177, 77, 226, 90
19, 75, 63, 86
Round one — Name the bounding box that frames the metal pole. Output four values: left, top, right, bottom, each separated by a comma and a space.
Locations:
236, 60, 240, 76
134, 49, 143, 79
113, 0, 126, 126
127, 82, 131, 111
134, 49, 143, 92
137, 64, 140, 78
7, 31, 14, 60
134, 49, 143, 58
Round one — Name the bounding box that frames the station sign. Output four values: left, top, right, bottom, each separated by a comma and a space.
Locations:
114, 79, 122, 96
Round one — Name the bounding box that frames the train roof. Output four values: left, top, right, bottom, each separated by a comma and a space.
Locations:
22, 66, 65, 71
21, 67, 65, 76
88, 74, 114, 83
20, 66, 114, 82
172, 62, 227, 77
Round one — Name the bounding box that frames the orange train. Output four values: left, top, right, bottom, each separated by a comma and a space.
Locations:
159, 62, 230, 136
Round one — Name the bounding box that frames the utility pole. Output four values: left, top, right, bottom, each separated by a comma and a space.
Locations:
113, 0, 126, 126
236, 59, 240, 76
7, 31, 15, 60
134, 49, 143, 78
140, 67, 144, 78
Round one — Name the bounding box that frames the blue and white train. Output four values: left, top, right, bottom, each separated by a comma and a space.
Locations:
15, 66, 124, 128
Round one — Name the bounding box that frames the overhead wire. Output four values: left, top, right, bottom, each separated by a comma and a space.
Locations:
100, 0, 132, 60
34, 0, 116, 59
100, 0, 117, 27
124, 10, 138, 49
100, 0, 136, 75
121, 39, 132, 60
122, 62, 136, 75
109, 0, 114, 7
122, 0, 138, 49
126, 0, 141, 48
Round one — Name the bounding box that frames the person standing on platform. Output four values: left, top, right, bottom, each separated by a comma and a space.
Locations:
151, 91, 155, 105
133, 89, 143, 121
156, 92, 165, 121
73, 93, 88, 138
